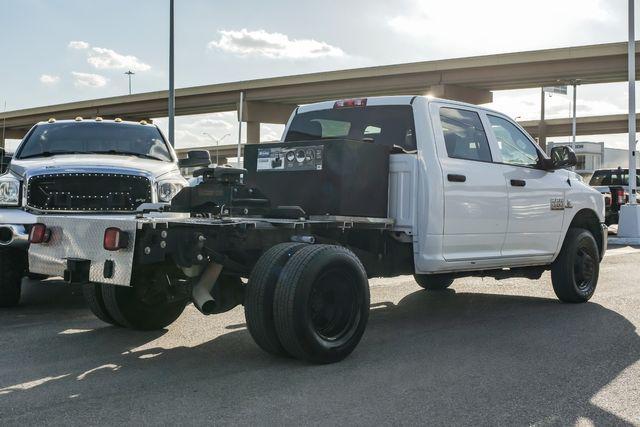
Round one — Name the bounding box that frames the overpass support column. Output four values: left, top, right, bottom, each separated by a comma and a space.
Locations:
428, 84, 493, 105
247, 122, 260, 144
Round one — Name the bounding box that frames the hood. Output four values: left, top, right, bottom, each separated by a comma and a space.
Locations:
9, 154, 180, 179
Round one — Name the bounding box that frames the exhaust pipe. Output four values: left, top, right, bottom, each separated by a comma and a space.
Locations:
0, 225, 29, 248
192, 261, 223, 314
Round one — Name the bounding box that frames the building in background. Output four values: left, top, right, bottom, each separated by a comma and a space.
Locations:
546, 141, 637, 178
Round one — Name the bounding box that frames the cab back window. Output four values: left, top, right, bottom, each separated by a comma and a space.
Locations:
285, 105, 416, 151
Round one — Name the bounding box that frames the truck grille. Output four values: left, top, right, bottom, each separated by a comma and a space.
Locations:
27, 173, 152, 212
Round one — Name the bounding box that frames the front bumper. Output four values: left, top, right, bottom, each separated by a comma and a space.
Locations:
0, 209, 37, 248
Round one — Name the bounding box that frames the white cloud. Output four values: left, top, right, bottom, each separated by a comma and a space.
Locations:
388, 0, 614, 55
68, 40, 90, 50
39, 74, 60, 85
208, 29, 345, 59
183, 117, 234, 131
87, 47, 151, 71
71, 71, 108, 88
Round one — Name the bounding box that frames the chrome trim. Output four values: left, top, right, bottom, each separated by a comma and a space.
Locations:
0, 224, 29, 248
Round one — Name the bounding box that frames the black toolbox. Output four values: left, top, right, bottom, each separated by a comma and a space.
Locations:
244, 139, 390, 218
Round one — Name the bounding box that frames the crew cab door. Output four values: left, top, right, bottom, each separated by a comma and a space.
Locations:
434, 105, 509, 261
485, 114, 565, 257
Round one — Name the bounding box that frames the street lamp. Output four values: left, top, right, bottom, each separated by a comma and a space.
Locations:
124, 70, 135, 95
202, 132, 230, 165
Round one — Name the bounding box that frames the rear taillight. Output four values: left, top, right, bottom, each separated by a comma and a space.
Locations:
29, 223, 50, 244
103, 227, 129, 251
613, 188, 626, 205
334, 98, 367, 108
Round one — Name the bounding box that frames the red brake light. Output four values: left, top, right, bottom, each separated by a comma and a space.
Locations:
29, 223, 50, 244
104, 227, 129, 251
334, 98, 367, 108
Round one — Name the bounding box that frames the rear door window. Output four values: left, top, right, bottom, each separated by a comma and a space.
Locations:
439, 107, 492, 162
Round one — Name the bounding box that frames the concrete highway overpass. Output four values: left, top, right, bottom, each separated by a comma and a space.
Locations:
2, 41, 640, 146
519, 114, 640, 138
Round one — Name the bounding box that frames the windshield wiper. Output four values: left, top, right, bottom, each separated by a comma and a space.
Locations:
19, 150, 86, 159
93, 150, 165, 161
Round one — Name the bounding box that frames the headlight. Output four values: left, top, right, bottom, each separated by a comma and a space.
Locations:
0, 176, 20, 206
157, 181, 184, 202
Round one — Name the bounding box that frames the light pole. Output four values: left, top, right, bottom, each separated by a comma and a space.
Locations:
168, 0, 175, 146
202, 132, 230, 165
617, 0, 640, 241
124, 70, 135, 95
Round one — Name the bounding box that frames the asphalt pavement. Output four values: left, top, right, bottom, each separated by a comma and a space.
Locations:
1, 246, 639, 426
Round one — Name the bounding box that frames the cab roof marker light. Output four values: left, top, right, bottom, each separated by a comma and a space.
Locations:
95, 117, 103, 122
334, 98, 367, 109
139, 120, 147, 125
75, 116, 83, 121
47, 118, 56, 123
114, 118, 123, 122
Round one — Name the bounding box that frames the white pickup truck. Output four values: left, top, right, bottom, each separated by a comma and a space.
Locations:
20, 96, 606, 364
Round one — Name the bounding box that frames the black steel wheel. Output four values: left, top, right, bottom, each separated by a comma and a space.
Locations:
273, 245, 370, 364
0, 247, 26, 307
245, 242, 306, 357
551, 228, 600, 303
82, 283, 121, 326
414, 273, 454, 290
101, 266, 188, 330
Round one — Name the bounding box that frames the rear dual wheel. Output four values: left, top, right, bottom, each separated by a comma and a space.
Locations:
83, 267, 188, 330
246, 244, 370, 364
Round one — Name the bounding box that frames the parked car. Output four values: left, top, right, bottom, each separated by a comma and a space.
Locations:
0, 118, 210, 307
21, 97, 607, 364
589, 167, 640, 225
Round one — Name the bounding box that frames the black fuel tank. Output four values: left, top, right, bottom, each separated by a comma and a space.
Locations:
244, 139, 390, 218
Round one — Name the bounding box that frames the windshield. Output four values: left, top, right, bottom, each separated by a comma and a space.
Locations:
285, 105, 417, 151
16, 122, 173, 162
589, 169, 640, 186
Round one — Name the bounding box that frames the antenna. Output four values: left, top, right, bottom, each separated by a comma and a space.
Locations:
1, 101, 6, 172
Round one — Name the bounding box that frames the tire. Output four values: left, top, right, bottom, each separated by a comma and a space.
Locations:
245, 243, 305, 357
101, 267, 187, 330
0, 248, 26, 308
551, 228, 600, 303
82, 283, 121, 326
273, 245, 370, 364
414, 273, 454, 290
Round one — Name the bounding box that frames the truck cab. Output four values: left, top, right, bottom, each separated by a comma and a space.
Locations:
283, 96, 606, 273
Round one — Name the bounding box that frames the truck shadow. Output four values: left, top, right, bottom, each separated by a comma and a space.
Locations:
0, 288, 638, 425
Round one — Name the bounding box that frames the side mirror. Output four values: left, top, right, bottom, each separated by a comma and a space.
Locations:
179, 150, 211, 168
545, 146, 577, 170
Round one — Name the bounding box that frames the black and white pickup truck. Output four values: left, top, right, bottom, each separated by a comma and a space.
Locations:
0, 118, 211, 307
15, 97, 607, 364
589, 168, 639, 225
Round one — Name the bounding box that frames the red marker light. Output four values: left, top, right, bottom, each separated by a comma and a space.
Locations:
334, 98, 367, 108
29, 223, 51, 244
103, 227, 129, 251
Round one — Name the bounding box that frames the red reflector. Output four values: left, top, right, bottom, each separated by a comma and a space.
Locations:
334, 98, 367, 108
29, 223, 50, 244
104, 227, 129, 251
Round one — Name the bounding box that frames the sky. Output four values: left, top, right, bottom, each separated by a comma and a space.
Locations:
1, 0, 639, 151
